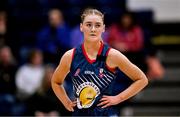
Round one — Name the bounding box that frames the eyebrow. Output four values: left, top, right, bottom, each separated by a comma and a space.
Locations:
85, 21, 102, 24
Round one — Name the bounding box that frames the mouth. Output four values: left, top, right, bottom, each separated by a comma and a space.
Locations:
90, 34, 96, 37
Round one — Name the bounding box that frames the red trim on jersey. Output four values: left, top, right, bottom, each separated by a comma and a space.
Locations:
106, 64, 116, 73
105, 48, 116, 73
71, 48, 76, 62
106, 48, 111, 56
82, 41, 103, 64
97, 41, 104, 56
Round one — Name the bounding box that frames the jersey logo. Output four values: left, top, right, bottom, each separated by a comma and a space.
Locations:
84, 70, 94, 75
76, 82, 100, 109
99, 68, 104, 78
74, 68, 80, 76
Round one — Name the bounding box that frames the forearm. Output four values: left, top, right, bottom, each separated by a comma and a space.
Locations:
52, 82, 71, 105
116, 78, 148, 103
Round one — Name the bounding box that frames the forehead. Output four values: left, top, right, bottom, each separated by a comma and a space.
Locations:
83, 14, 103, 24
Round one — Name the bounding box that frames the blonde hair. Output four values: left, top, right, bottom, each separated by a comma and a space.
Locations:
81, 8, 104, 23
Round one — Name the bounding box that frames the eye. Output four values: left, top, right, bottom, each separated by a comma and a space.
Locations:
86, 24, 91, 27
95, 24, 101, 28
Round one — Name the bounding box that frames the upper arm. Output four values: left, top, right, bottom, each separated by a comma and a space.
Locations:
107, 49, 146, 81
52, 49, 74, 85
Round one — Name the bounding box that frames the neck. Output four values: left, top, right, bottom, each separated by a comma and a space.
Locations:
83, 40, 102, 58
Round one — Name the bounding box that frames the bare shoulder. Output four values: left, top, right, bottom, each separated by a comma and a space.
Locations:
52, 49, 75, 83
106, 48, 129, 68
62, 48, 74, 59
107, 48, 125, 60
59, 48, 75, 67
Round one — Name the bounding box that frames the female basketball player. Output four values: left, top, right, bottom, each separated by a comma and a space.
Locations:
51, 8, 148, 116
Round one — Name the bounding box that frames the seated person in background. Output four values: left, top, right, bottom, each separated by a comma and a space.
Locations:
26, 64, 60, 116
15, 49, 44, 101
106, 12, 164, 80
0, 46, 17, 115
107, 12, 144, 53
36, 8, 71, 64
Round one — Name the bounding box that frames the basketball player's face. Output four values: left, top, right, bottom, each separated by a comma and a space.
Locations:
80, 14, 105, 42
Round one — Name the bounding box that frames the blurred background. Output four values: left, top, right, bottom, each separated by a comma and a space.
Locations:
0, 0, 180, 116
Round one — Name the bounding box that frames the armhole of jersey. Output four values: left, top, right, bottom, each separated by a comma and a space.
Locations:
72, 48, 76, 62
105, 48, 116, 73
70, 48, 76, 71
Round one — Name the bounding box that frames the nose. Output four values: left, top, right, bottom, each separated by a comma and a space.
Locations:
91, 25, 95, 32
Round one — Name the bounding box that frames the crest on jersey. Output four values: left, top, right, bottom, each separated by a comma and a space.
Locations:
99, 68, 104, 78
76, 82, 100, 109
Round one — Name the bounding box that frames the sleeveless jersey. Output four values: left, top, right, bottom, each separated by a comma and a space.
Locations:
70, 42, 117, 109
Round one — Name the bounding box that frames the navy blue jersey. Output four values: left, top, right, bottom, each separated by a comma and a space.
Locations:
70, 42, 119, 116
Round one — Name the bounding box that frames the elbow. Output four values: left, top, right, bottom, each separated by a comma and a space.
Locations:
51, 76, 57, 87
51, 76, 62, 87
51, 77, 55, 88
51, 77, 54, 85
144, 77, 149, 87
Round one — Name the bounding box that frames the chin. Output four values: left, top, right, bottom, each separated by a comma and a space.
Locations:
88, 37, 100, 42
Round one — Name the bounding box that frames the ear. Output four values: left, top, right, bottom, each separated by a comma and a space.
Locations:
102, 24, 105, 32
80, 23, 83, 32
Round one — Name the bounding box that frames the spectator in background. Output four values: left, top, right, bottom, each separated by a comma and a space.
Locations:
26, 64, 60, 116
0, 46, 17, 115
106, 12, 164, 80
36, 8, 71, 64
15, 49, 44, 102
0, 11, 7, 47
107, 12, 144, 60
